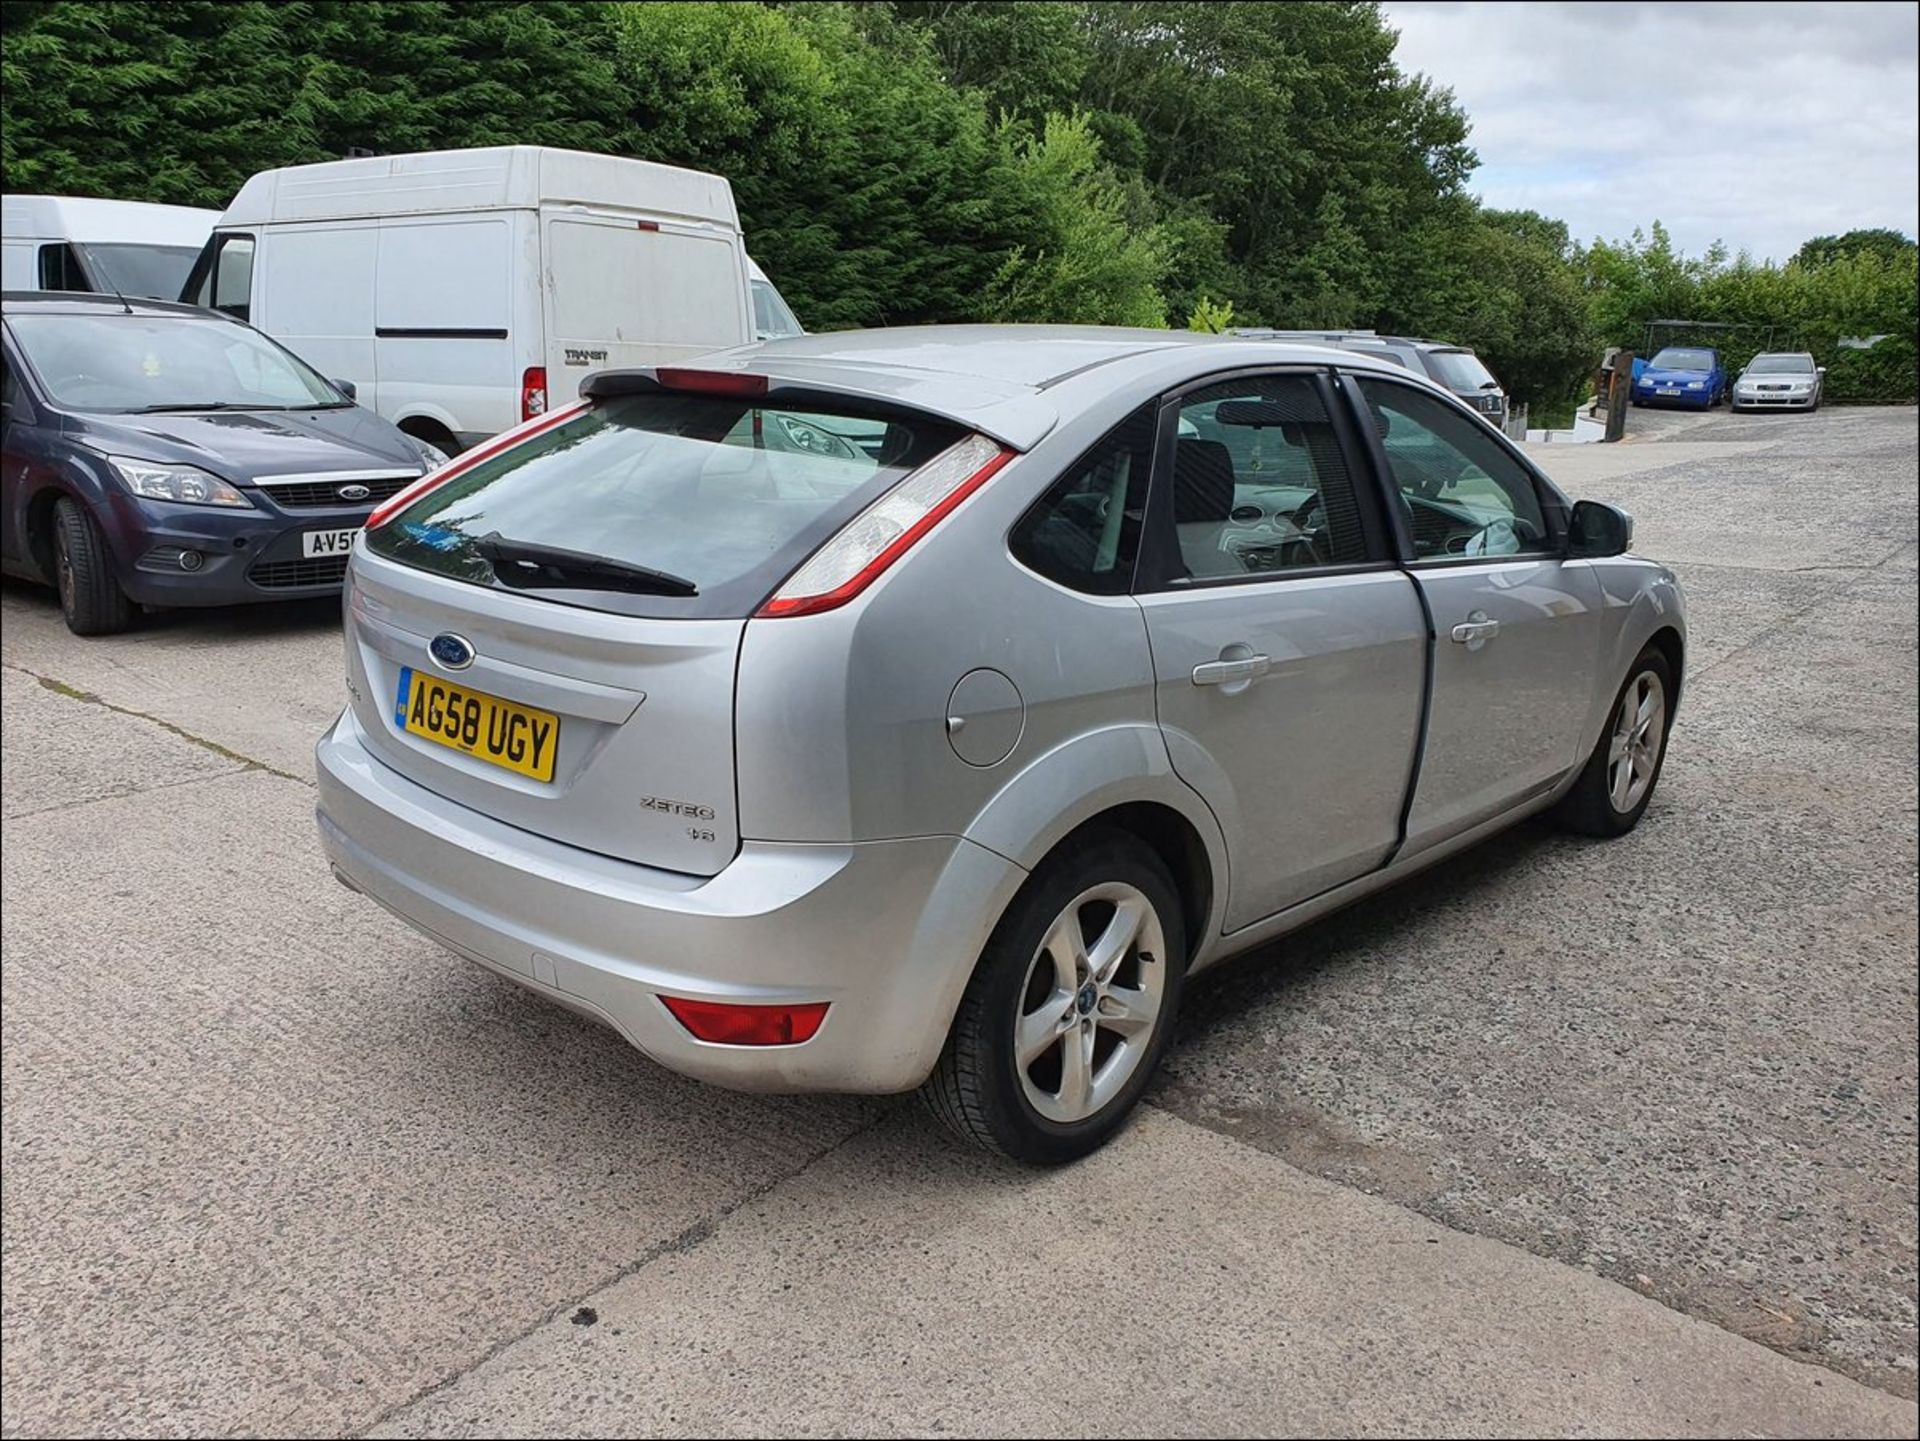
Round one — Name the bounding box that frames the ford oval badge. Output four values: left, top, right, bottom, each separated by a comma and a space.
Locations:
337, 483, 372, 502
429, 633, 475, 670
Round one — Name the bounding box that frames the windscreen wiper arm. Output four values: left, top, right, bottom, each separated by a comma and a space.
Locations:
475, 533, 698, 597
127, 401, 246, 412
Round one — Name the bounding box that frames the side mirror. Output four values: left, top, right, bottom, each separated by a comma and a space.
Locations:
1567, 499, 1633, 558
1816, 366, 1827, 377
331, 378, 358, 402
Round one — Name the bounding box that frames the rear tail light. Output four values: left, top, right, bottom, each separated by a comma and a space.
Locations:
520, 366, 548, 422
656, 367, 769, 398
661, 997, 829, 1046
365, 401, 586, 530
757, 434, 1012, 618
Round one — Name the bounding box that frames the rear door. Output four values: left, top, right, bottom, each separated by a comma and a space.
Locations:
1346, 373, 1601, 853
541, 210, 750, 387
1134, 369, 1427, 930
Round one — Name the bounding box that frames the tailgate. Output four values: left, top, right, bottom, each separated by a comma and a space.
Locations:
344, 550, 740, 876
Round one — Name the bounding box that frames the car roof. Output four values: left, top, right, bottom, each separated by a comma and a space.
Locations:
612, 324, 1422, 450
1, 291, 229, 320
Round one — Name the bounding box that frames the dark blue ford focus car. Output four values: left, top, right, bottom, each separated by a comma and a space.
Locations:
1, 292, 445, 634
1632, 345, 1729, 410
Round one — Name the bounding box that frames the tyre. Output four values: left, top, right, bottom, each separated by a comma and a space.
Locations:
921, 830, 1186, 1164
1553, 645, 1675, 837
52, 497, 135, 636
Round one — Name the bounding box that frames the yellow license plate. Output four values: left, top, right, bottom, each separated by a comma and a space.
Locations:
394, 666, 560, 782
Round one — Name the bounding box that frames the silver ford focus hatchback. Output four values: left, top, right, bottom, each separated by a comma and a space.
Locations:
317, 327, 1686, 1164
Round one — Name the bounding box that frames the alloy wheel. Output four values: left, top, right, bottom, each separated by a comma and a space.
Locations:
1607, 670, 1667, 813
1014, 881, 1167, 1124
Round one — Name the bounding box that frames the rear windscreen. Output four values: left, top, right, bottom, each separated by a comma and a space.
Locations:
366, 392, 963, 618
1423, 349, 1498, 392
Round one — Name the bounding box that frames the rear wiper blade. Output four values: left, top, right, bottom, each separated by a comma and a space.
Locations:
475, 533, 698, 597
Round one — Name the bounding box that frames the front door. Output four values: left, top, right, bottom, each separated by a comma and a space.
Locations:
1135, 370, 1427, 931
1349, 374, 1602, 853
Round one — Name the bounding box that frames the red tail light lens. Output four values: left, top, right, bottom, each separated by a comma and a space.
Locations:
757, 434, 1013, 618
365, 401, 585, 530
520, 366, 548, 422
656, 367, 769, 398
661, 997, 829, 1046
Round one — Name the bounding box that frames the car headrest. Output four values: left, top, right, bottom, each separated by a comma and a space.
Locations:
1173, 438, 1235, 523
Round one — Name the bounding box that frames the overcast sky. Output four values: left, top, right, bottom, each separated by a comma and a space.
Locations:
1381, 1, 1920, 261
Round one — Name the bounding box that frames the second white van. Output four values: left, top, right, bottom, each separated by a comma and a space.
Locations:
183, 146, 763, 453
3, 195, 218, 300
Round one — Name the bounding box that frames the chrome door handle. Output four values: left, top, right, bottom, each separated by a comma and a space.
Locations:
1450, 617, 1500, 645
1191, 655, 1271, 686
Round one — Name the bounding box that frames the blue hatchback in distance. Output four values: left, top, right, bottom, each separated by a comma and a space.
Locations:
1632, 345, 1728, 410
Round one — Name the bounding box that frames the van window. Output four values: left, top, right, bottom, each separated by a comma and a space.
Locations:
751, 278, 805, 340
37, 243, 89, 292
76, 243, 204, 302
187, 233, 256, 320
366, 392, 963, 619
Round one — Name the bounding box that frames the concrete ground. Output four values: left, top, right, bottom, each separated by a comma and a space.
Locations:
1, 405, 1914, 1439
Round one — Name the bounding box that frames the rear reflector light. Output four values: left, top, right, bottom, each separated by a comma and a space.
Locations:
655, 367, 768, 398
758, 434, 1012, 618
661, 997, 829, 1046
520, 366, 548, 422
365, 401, 586, 529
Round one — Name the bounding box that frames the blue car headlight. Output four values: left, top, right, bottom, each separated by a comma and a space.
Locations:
1686, 380, 1705, 390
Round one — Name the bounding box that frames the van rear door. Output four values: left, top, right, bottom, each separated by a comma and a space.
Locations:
541, 211, 751, 393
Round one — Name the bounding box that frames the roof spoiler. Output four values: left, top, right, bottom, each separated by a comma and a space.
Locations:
579, 368, 1032, 450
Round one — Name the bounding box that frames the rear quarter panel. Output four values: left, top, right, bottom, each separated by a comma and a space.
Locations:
733, 372, 1223, 873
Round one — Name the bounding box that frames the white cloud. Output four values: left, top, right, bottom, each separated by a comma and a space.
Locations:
1382, 0, 1920, 261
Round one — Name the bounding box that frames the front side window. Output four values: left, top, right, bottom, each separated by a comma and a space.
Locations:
7, 312, 341, 412
367, 391, 961, 619
37, 243, 88, 292
184, 233, 255, 318
1009, 405, 1154, 594
1161, 374, 1369, 582
1357, 377, 1554, 559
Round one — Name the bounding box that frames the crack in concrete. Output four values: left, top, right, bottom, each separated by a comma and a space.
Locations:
1685, 539, 1916, 687
352, 1109, 892, 1439
4, 662, 310, 786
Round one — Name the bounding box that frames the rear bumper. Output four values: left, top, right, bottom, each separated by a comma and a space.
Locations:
315, 707, 1024, 1093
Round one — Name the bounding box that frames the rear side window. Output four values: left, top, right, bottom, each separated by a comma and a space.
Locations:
1158, 374, 1370, 583
1008, 405, 1154, 594
366, 392, 962, 619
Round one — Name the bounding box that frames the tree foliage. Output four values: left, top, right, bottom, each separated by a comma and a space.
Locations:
2, 0, 1911, 401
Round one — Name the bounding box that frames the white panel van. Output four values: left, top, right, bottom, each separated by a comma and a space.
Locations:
184, 147, 758, 452
2, 196, 218, 300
